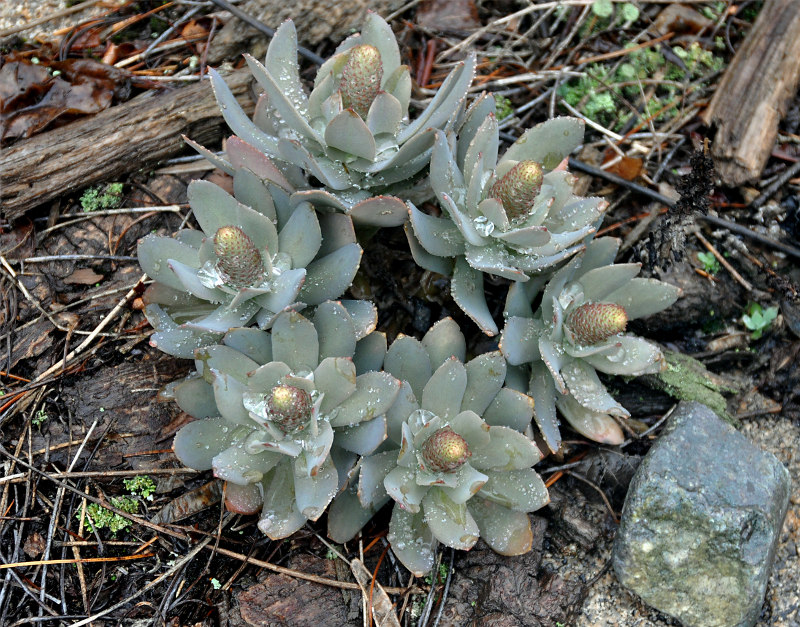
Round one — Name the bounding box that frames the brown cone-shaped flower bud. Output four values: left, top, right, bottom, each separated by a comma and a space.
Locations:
267, 385, 313, 433
340, 44, 383, 120
565, 302, 628, 345
420, 427, 471, 473
213, 226, 264, 289
490, 160, 544, 221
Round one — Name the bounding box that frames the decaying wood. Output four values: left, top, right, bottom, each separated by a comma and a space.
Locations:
701, 0, 800, 186
0, 68, 254, 221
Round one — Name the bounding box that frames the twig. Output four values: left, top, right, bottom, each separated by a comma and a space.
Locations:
142, 4, 204, 59
39, 421, 98, 611
418, 551, 441, 627
563, 158, 800, 261
701, 214, 800, 261
431, 548, 455, 627
32, 274, 147, 383
0, 552, 155, 571
564, 471, 618, 523
750, 159, 800, 210
575, 32, 674, 65
205, 545, 422, 596
70, 537, 212, 627
15, 255, 137, 264
0, 446, 191, 542
694, 230, 753, 291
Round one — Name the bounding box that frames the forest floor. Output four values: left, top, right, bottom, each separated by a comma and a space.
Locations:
1, 0, 799, 625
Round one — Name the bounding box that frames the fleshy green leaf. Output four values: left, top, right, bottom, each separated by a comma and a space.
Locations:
278, 202, 322, 268
468, 497, 533, 556
451, 257, 498, 336
259, 461, 306, 539
556, 394, 624, 445
384, 335, 432, 401
421, 357, 467, 420
422, 317, 466, 370
325, 110, 377, 161
174, 377, 217, 419
470, 425, 542, 471
502, 117, 584, 169
314, 301, 357, 360
604, 278, 681, 319
271, 311, 319, 373
388, 506, 437, 576
294, 456, 337, 520
329, 371, 400, 427
421, 487, 479, 550
478, 468, 548, 512
299, 243, 362, 306
173, 418, 236, 470
461, 351, 506, 416
528, 361, 562, 454
482, 387, 534, 432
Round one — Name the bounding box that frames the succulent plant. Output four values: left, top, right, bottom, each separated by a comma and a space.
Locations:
499, 237, 681, 449
406, 94, 608, 335
206, 12, 475, 209
327, 318, 549, 575
138, 175, 362, 358
168, 302, 401, 538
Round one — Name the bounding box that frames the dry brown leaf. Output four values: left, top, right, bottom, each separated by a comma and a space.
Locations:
64, 268, 103, 285
349, 558, 401, 627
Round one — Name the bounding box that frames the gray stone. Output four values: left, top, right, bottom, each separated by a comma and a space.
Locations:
612, 401, 791, 627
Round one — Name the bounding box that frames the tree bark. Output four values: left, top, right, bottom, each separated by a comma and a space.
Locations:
0, 68, 254, 220
701, 0, 800, 186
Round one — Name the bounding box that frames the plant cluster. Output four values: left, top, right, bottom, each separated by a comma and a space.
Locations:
560, 41, 724, 131
138, 13, 680, 574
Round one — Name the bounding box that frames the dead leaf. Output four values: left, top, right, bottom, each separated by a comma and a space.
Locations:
652, 4, 713, 36
64, 268, 103, 285
23, 532, 46, 558
151, 481, 221, 525
0, 53, 156, 142
603, 149, 643, 181
349, 558, 401, 627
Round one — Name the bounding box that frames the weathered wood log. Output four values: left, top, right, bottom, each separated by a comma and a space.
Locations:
0, 68, 254, 220
701, 0, 800, 186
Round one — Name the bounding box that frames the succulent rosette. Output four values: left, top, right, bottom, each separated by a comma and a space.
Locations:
499, 237, 681, 450
327, 318, 549, 575
138, 174, 362, 358
168, 302, 400, 538
406, 94, 608, 335
206, 12, 476, 213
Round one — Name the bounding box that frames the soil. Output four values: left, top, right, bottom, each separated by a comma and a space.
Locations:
1, 1, 799, 626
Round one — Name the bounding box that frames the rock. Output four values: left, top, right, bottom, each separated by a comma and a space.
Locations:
613, 401, 791, 627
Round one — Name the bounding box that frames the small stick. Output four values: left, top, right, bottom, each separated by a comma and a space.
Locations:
749, 159, 800, 210
694, 230, 752, 292
32, 274, 147, 383
207, 544, 423, 596
575, 32, 674, 65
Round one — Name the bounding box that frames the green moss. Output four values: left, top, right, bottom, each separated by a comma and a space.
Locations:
81, 497, 139, 535
559, 41, 724, 131
123, 475, 156, 501
80, 182, 124, 212
642, 350, 738, 427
